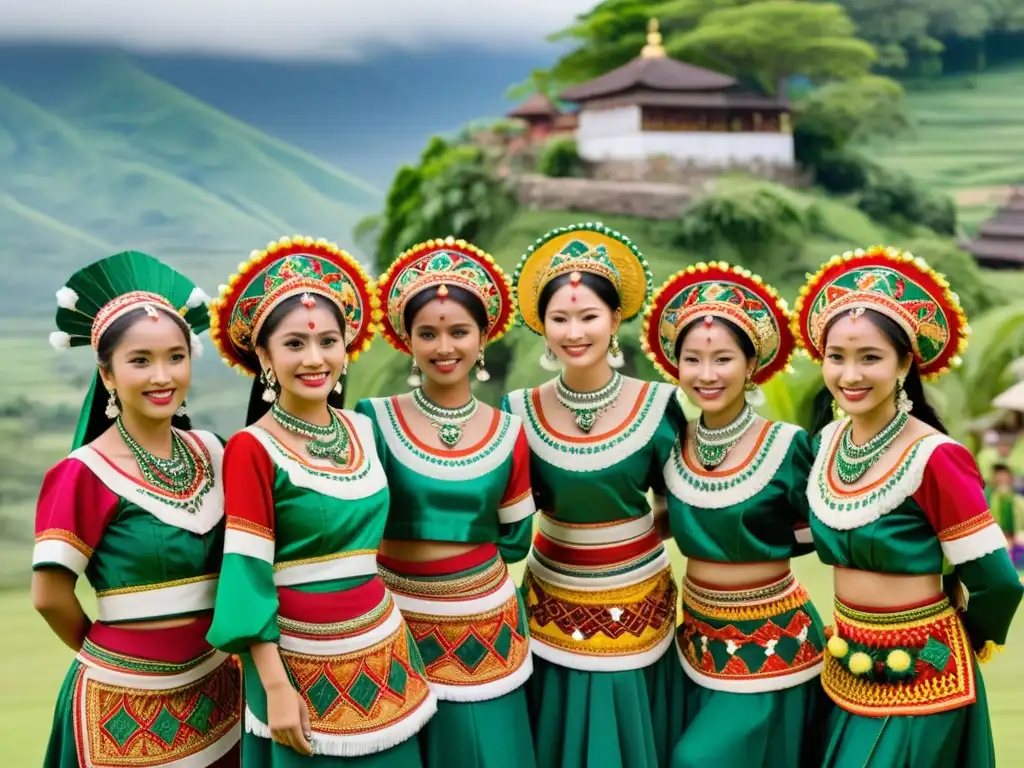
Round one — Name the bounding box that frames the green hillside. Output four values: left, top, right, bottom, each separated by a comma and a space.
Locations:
862, 64, 1024, 233
0, 54, 381, 318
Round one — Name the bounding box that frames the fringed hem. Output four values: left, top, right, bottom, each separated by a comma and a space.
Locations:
430, 650, 533, 702
976, 641, 1004, 664
244, 693, 438, 757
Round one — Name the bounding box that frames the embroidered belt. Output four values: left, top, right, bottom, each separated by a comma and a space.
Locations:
378, 544, 532, 702
94, 573, 218, 624
677, 572, 825, 693
822, 596, 977, 717
247, 577, 436, 757
72, 617, 241, 767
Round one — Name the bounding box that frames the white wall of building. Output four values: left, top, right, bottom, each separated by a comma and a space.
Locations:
576, 106, 794, 167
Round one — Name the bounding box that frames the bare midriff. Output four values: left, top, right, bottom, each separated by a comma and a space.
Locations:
834, 567, 943, 609
110, 614, 208, 630
685, 557, 792, 589
380, 538, 480, 563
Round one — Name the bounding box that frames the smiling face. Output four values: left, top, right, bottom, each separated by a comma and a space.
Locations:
822, 311, 911, 420
543, 283, 621, 371
409, 296, 482, 387
99, 310, 192, 423
257, 302, 346, 409
677, 319, 755, 420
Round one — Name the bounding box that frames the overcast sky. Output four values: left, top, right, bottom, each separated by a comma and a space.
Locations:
0, 0, 597, 59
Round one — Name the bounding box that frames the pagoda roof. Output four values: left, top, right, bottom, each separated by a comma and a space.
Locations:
560, 18, 738, 103
963, 186, 1024, 267
508, 93, 561, 119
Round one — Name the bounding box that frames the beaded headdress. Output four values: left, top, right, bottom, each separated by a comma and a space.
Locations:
375, 237, 514, 355
793, 245, 969, 380
209, 235, 376, 376
49, 250, 212, 449
512, 222, 653, 335
642, 262, 795, 386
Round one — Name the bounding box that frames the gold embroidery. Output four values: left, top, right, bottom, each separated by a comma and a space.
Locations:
226, 518, 274, 539
37, 527, 93, 556
274, 548, 377, 572
938, 512, 995, 541
95, 573, 216, 597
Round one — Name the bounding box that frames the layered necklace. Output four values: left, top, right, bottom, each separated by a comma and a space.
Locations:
412, 387, 478, 448
694, 402, 756, 469
834, 410, 910, 484
271, 402, 352, 465
116, 418, 212, 512
555, 370, 623, 433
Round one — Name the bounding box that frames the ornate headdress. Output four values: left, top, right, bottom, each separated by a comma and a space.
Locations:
375, 236, 514, 355
49, 250, 212, 448
209, 235, 376, 375
793, 245, 969, 380
512, 222, 653, 335
642, 262, 795, 386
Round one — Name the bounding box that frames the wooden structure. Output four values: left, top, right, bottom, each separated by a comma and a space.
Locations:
507, 94, 577, 143
558, 19, 792, 167
964, 187, 1024, 269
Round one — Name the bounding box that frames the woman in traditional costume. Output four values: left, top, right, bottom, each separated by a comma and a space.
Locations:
640, 262, 828, 767
32, 251, 241, 767
500, 223, 685, 768
206, 236, 437, 765
793, 245, 1023, 767
354, 236, 536, 768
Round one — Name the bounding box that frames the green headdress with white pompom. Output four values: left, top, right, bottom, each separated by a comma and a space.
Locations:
50, 251, 211, 449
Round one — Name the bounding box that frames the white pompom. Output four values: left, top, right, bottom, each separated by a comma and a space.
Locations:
186, 287, 211, 308
49, 331, 71, 350
539, 348, 563, 371
189, 332, 204, 359
607, 349, 625, 369
745, 385, 766, 407
55, 286, 79, 310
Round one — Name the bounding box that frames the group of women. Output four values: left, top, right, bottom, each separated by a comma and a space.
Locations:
31, 224, 1022, 768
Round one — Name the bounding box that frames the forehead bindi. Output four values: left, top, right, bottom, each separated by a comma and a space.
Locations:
681, 322, 740, 353
412, 297, 474, 329
825, 315, 889, 350
547, 283, 604, 314
275, 304, 342, 337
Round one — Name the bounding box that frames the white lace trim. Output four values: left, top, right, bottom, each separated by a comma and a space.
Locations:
808, 420, 955, 531
368, 397, 519, 480
244, 411, 387, 501
69, 430, 224, 535
664, 422, 801, 509
507, 381, 676, 473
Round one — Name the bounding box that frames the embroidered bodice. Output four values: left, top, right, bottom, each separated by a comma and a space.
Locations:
354, 397, 535, 555
500, 381, 682, 523
664, 421, 813, 563
32, 430, 225, 624
207, 409, 390, 653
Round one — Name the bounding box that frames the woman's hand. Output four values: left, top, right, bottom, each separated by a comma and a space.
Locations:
265, 681, 312, 756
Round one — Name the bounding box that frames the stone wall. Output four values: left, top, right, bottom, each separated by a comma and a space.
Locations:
590, 156, 810, 186
513, 174, 696, 220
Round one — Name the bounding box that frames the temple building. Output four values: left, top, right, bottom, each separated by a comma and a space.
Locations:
558, 19, 793, 168
963, 187, 1024, 269
506, 94, 577, 143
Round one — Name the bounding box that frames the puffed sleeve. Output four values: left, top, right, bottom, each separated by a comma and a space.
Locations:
784, 428, 815, 555
353, 399, 388, 474
498, 393, 513, 415
207, 431, 280, 653
497, 426, 536, 564
913, 442, 1024, 659
33, 458, 119, 578
648, 386, 686, 500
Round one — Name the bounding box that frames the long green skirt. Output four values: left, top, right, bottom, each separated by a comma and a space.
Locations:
820, 660, 995, 768
419, 693, 536, 768
241, 730, 423, 767
527, 650, 679, 768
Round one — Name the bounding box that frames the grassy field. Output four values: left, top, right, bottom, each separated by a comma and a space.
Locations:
863, 65, 1024, 234
2, 556, 1022, 766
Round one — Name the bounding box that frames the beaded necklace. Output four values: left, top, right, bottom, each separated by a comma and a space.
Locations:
694, 403, 756, 469
555, 371, 623, 433
116, 418, 212, 512
271, 402, 351, 465
411, 388, 479, 448
834, 410, 910, 484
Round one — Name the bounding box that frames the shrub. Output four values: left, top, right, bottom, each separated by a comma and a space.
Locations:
898, 237, 997, 318
812, 149, 870, 194
857, 167, 957, 235
539, 139, 586, 178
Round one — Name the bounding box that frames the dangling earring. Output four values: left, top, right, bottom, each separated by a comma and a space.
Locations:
832, 399, 846, 421
896, 375, 912, 414
333, 380, 343, 395
407, 362, 422, 388
475, 349, 491, 382
105, 389, 120, 419
539, 346, 562, 372
261, 369, 277, 403
607, 334, 624, 369
175, 401, 188, 418
743, 374, 765, 407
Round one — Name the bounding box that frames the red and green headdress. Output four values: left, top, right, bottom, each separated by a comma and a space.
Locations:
375, 237, 514, 355
793, 245, 969, 380
209, 235, 377, 375
642, 262, 795, 386
512, 222, 653, 335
